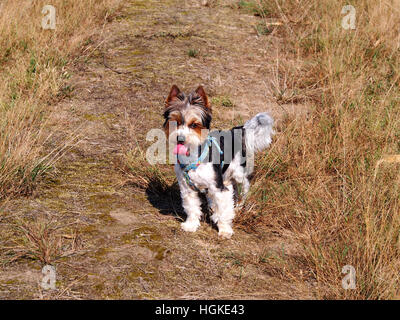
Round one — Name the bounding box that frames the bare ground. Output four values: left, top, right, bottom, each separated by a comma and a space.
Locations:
0, 0, 315, 299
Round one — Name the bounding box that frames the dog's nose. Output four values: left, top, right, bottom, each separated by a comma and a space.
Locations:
177, 135, 185, 143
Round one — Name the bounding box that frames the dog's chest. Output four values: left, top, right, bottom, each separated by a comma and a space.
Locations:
187, 162, 215, 190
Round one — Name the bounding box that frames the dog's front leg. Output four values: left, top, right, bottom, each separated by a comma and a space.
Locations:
175, 164, 202, 232
209, 185, 235, 239
180, 187, 202, 232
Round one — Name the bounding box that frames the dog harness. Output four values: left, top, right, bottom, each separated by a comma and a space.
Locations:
178, 136, 224, 191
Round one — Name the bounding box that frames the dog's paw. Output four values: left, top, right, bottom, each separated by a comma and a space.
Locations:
181, 220, 200, 233
218, 225, 234, 239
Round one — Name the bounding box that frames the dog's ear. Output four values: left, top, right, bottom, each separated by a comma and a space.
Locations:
166, 85, 181, 107
195, 85, 211, 110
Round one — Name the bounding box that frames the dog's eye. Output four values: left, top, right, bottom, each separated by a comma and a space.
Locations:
189, 123, 198, 129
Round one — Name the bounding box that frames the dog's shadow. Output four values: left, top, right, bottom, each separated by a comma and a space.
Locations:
145, 176, 212, 224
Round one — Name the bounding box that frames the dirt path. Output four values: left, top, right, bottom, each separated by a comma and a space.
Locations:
0, 0, 314, 299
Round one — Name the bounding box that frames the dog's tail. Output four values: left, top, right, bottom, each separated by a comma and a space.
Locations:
244, 112, 274, 154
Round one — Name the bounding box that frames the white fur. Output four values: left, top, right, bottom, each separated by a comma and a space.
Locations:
175, 162, 236, 238
244, 112, 274, 153
175, 112, 274, 239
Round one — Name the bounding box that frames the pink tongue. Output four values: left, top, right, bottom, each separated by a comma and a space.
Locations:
173, 144, 188, 155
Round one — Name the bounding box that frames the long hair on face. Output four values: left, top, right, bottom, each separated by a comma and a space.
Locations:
163, 85, 212, 145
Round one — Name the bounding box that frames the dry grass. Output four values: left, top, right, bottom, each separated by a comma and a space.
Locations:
0, 0, 122, 199
3, 0, 397, 300
238, 0, 400, 299
0, 215, 81, 266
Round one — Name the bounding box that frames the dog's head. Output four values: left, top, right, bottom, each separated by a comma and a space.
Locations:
163, 85, 212, 156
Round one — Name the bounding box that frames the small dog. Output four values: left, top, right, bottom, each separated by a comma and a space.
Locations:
163, 85, 274, 238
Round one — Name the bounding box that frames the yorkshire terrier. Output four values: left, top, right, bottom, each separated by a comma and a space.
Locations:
163, 85, 274, 239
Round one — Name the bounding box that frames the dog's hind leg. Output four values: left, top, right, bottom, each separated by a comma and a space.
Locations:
232, 170, 250, 209
242, 176, 250, 196
209, 184, 235, 239
207, 195, 215, 214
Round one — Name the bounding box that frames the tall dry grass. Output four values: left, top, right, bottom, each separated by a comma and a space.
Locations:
0, 0, 121, 199
240, 0, 400, 299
